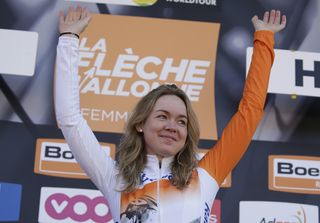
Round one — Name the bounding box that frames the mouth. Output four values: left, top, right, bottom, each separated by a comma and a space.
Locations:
159, 134, 177, 142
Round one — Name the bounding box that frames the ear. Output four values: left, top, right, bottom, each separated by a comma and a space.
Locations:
135, 124, 143, 133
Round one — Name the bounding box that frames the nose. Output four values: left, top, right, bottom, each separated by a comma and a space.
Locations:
164, 120, 177, 132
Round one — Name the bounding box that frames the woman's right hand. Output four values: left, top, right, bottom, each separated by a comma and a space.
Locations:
59, 6, 92, 36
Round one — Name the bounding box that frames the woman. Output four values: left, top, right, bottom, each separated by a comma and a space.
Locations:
56, 7, 286, 222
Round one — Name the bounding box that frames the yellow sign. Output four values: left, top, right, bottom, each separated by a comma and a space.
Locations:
78, 14, 220, 140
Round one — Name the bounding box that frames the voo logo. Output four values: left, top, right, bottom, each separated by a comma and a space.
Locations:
39, 187, 114, 223
45, 194, 109, 222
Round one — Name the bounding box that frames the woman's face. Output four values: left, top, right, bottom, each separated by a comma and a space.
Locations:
141, 95, 188, 159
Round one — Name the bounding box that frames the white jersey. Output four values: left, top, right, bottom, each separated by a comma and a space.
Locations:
55, 31, 274, 222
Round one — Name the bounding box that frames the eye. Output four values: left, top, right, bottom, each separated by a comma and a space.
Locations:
178, 119, 187, 126
157, 114, 167, 120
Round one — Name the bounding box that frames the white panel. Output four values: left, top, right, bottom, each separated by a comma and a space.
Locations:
240, 201, 319, 223
246, 48, 320, 97
0, 29, 38, 76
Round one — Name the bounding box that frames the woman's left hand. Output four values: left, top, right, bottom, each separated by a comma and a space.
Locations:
252, 10, 286, 33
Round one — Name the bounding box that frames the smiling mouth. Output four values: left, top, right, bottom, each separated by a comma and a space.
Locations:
160, 135, 176, 142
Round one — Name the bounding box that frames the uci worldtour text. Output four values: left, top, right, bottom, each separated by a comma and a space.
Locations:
166, 0, 217, 6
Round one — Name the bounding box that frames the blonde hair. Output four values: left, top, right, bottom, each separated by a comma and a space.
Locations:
117, 84, 200, 192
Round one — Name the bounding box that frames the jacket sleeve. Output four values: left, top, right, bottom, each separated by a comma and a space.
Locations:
55, 36, 116, 193
198, 30, 275, 185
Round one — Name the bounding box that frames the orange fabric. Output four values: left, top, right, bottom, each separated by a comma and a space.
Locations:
198, 30, 275, 186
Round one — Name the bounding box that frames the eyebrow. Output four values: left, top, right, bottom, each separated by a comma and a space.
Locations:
155, 109, 187, 119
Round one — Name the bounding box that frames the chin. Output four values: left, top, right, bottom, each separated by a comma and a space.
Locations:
159, 149, 179, 158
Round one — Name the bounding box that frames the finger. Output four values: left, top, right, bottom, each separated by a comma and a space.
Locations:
83, 8, 92, 23
59, 11, 65, 24
65, 6, 74, 22
263, 11, 269, 23
251, 15, 258, 21
269, 9, 276, 24
251, 15, 258, 25
84, 11, 92, 25
71, 7, 77, 21
80, 7, 86, 19
280, 15, 287, 29
274, 10, 281, 25
75, 5, 81, 20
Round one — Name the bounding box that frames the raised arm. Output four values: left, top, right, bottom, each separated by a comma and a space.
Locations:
198, 10, 286, 185
55, 7, 115, 193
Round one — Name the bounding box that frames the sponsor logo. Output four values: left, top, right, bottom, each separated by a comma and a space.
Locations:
197, 148, 232, 188
0, 29, 38, 76
66, 0, 157, 6
34, 138, 115, 179
66, 0, 220, 7
38, 187, 114, 223
204, 200, 220, 223
247, 48, 320, 97
166, 0, 217, 6
132, 0, 157, 5
54, 14, 220, 140
269, 155, 320, 194
239, 201, 318, 223
210, 199, 220, 223
0, 182, 22, 221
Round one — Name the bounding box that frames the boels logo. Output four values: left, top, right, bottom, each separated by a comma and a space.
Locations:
269, 155, 320, 194
34, 138, 115, 179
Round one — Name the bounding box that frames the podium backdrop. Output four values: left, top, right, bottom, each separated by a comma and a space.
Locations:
0, 0, 319, 222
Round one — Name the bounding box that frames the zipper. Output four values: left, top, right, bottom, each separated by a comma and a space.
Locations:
157, 160, 162, 223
